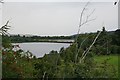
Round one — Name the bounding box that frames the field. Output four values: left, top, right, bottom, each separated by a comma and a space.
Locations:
94, 55, 119, 66
94, 55, 119, 78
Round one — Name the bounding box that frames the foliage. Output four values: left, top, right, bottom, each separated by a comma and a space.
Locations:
2, 35, 11, 48
2, 48, 35, 78
1, 28, 120, 79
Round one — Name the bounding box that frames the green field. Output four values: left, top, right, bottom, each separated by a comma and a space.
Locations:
94, 55, 119, 78
94, 55, 119, 66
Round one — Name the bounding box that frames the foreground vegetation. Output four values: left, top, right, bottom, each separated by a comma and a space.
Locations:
1, 26, 120, 79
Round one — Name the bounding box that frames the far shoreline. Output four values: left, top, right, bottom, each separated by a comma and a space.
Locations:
12, 41, 74, 44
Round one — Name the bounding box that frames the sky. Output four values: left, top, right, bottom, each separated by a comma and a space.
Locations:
1, 0, 118, 36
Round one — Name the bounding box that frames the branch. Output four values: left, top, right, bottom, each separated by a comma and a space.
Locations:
80, 18, 96, 27
80, 31, 101, 63
77, 3, 95, 35
80, 9, 96, 27
77, 2, 90, 36
74, 1, 96, 63
75, 2, 90, 63
0, 20, 11, 35
75, 36, 89, 63
75, 2, 96, 42
88, 9, 95, 18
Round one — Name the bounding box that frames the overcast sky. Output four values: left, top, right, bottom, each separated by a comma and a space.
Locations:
2, 1, 118, 36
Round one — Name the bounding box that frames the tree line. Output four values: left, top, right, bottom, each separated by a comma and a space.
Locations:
8, 35, 74, 43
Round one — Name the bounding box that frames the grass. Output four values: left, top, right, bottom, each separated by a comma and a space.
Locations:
94, 55, 119, 66
94, 54, 119, 78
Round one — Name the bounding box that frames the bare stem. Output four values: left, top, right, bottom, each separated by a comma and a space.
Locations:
80, 31, 101, 63
75, 1, 96, 63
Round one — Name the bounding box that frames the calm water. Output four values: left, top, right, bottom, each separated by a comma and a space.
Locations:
13, 42, 70, 58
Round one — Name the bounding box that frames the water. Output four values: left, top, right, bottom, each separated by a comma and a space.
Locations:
13, 42, 70, 58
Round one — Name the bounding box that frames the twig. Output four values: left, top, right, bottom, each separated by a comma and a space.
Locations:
76, 2, 90, 41
80, 18, 96, 27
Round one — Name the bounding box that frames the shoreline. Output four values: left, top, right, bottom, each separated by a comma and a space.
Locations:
11, 40, 74, 44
